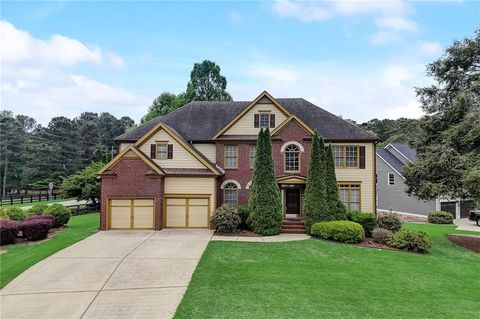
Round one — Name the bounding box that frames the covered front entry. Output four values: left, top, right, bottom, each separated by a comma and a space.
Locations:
108, 198, 155, 229
277, 175, 306, 218
164, 196, 210, 228
285, 188, 301, 215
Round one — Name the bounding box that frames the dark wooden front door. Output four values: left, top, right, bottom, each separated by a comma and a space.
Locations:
285, 189, 300, 215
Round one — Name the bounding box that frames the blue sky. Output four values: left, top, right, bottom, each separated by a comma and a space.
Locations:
1, 1, 479, 124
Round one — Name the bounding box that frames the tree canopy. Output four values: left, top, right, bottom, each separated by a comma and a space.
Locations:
61, 162, 104, 204
404, 29, 480, 205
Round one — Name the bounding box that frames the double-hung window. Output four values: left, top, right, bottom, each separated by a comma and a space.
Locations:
224, 145, 238, 168
332, 145, 359, 168
249, 145, 256, 168
338, 184, 361, 211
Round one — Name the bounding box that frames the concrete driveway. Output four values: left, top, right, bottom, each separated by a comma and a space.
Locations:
1, 229, 213, 319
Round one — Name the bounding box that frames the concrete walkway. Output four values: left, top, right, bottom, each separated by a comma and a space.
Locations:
454, 218, 480, 232
211, 233, 310, 242
0, 229, 213, 319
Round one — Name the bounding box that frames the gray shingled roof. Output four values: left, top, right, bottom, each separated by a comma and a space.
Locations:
376, 148, 406, 175
390, 143, 418, 162
115, 98, 376, 142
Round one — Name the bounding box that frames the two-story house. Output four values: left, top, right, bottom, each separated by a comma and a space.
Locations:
98, 91, 377, 230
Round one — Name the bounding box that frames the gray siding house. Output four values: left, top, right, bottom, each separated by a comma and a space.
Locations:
376, 143, 437, 215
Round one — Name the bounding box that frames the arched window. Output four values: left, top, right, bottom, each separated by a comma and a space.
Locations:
223, 183, 238, 205
285, 144, 300, 172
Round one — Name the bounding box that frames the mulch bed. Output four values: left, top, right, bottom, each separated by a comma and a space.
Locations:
447, 234, 480, 253
354, 237, 400, 251
214, 230, 262, 237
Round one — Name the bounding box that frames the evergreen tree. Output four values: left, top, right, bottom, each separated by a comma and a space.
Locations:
324, 144, 347, 220
248, 128, 282, 235
303, 131, 328, 231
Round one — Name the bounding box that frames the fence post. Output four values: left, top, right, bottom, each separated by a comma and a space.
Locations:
30, 195, 33, 203
54, 193, 57, 200
10, 196, 13, 205
21, 196, 24, 204
38, 194, 41, 202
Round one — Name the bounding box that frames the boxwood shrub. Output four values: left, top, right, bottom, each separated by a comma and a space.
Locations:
311, 220, 365, 244
27, 203, 49, 216
0, 207, 8, 220
388, 229, 432, 253
5, 207, 27, 221
211, 205, 241, 233
347, 212, 377, 237
44, 204, 71, 227
21, 219, 52, 241
236, 205, 250, 230
372, 228, 392, 244
428, 211, 453, 224
0, 220, 19, 245
377, 214, 402, 232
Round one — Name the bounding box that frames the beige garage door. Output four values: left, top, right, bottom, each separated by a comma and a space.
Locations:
109, 198, 154, 229
165, 197, 209, 228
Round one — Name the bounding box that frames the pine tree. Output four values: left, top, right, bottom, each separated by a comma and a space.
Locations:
325, 144, 347, 220
248, 128, 282, 235
303, 131, 328, 231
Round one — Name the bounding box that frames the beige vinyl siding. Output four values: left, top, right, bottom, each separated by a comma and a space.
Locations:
334, 142, 375, 213
164, 177, 216, 215
119, 143, 133, 151
223, 102, 288, 135
138, 129, 205, 168
192, 143, 216, 162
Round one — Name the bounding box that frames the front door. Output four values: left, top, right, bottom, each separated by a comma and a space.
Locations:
285, 189, 300, 216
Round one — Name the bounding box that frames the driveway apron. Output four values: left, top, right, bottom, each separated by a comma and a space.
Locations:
1, 229, 213, 319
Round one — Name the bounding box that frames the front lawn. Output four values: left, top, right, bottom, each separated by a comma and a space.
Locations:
0, 213, 99, 288
175, 223, 480, 318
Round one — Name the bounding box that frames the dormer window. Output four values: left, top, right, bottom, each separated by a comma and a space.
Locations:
254, 112, 275, 128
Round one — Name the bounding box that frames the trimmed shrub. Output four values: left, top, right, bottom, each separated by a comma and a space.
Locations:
0, 220, 19, 245
44, 204, 71, 227
21, 219, 52, 241
372, 228, 392, 244
311, 221, 365, 244
428, 211, 454, 224
27, 203, 49, 216
211, 205, 241, 233
0, 207, 8, 220
26, 214, 55, 224
236, 205, 250, 230
377, 214, 402, 232
388, 229, 432, 253
5, 207, 27, 221
347, 212, 377, 237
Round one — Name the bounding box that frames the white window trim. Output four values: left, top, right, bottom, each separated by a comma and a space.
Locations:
246, 180, 252, 189
220, 179, 242, 189
388, 173, 395, 186
280, 141, 305, 152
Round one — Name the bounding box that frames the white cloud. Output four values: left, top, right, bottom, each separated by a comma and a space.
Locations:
229, 59, 430, 122
228, 10, 244, 23
375, 17, 418, 32
370, 31, 401, 45
0, 21, 124, 68
1, 21, 144, 125
417, 41, 443, 57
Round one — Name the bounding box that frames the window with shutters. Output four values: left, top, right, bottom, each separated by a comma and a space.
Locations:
332, 145, 360, 168
254, 112, 275, 128
224, 145, 238, 168
338, 184, 361, 211
156, 142, 168, 160
249, 145, 256, 169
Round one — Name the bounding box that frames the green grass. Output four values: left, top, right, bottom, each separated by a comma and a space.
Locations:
1, 197, 75, 208
175, 223, 480, 319
0, 213, 99, 288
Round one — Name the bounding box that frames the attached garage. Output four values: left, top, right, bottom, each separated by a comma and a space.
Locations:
165, 196, 210, 228
108, 198, 154, 229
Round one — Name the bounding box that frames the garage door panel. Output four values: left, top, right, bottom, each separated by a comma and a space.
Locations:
188, 206, 209, 227
111, 199, 131, 206
134, 199, 154, 206
167, 198, 186, 205
133, 206, 154, 228
189, 198, 208, 206
166, 206, 186, 227
110, 207, 131, 228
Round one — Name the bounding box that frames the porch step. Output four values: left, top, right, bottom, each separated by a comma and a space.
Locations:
281, 218, 306, 234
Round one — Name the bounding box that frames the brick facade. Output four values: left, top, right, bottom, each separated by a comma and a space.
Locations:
100, 158, 164, 230
216, 120, 311, 206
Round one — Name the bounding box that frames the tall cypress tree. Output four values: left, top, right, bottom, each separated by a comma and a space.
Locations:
248, 128, 282, 235
325, 144, 347, 220
303, 131, 328, 231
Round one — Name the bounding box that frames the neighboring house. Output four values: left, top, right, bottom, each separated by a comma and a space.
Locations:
98, 91, 377, 230
376, 143, 437, 215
